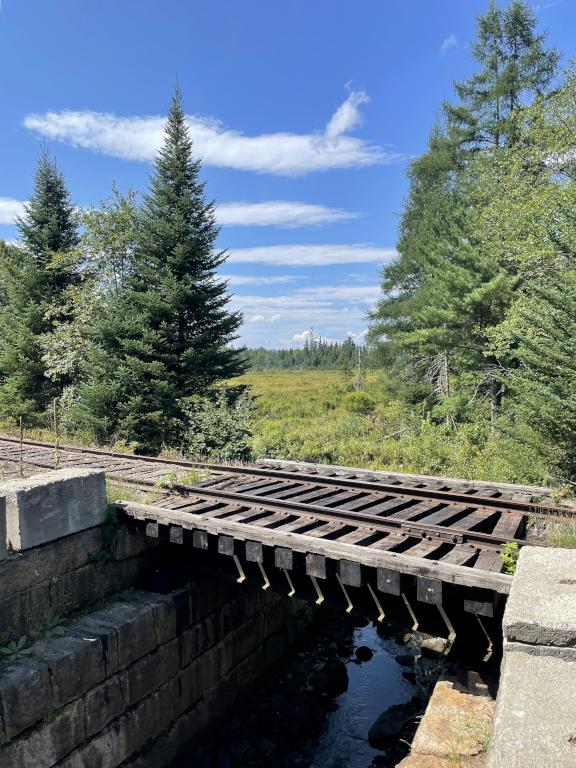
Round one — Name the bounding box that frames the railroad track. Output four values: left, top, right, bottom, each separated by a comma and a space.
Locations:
0, 435, 568, 577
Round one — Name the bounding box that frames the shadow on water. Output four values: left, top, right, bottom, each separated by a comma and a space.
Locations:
308, 623, 414, 768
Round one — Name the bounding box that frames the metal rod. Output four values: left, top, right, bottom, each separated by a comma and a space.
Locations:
474, 612, 493, 662
367, 583, 385, 621
310, 576, 325, 605
232, 555, 246, 583
283, 569, 295, 597
401, 592, 419, 631
257, 561, 270, 590
336, 574, 354, 613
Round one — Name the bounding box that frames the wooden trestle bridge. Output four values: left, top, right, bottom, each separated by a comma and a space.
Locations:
0, 435, 568, 657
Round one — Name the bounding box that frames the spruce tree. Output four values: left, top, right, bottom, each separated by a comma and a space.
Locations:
0, 151, 79, 421
74, 87, 245, 453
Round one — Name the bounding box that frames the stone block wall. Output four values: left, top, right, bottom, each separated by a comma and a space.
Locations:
0, 577, 311, 768
0, 523, 161, 639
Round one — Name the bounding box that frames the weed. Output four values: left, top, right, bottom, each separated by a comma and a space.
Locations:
41, 608, 65, 638
501, 542, 519, 574
0, 635, 33, 662
545, 518, 576, 548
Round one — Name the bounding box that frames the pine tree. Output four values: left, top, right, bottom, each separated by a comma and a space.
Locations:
0, 151, 79, 421
446, 0, 558, 149
368, 1, 557, 420
73, 88, 245, 453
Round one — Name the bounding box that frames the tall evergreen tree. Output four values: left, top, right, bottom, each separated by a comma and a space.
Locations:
446, 0, 558, 149
73, 88, 245, 452
0, 151, 79, 421
369, 1, 557, 419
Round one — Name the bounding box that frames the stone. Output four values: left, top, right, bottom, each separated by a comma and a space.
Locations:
0, 469, 106, 551
420, 637, 448, 657
355, 645, 374, 662
368, 702, 418, 747
396, 654, 416, 667
0, 657, 52, 739
0, 698, 85, 768
487, 650, 576, 768
411, 675, 494, 758
0, 495, 6, 560
83, 675, 125, 738
503, 546, 576, 648
33, 634, 106, 708
122, 638, 179, 707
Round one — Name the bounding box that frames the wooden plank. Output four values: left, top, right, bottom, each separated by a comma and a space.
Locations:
439, 546, 477, 566
402, 539, 444, 559
416, 505, 465, 527
336, 527, 376, 545
120, 501, 513, 593
386, 501, 443, 523
340, 560, 362, 587
417, 577, 443, 605
490, 511, 524, 540
303, 522, 345, 538
245, 540, 264, 562
454, 509, 499, 532
474, 550, 504, 573
306, 553, 326, 579
274, 547, 293, 570
169, 525, 183, 544
369, 533, 407, 551
377, 568, 401, 595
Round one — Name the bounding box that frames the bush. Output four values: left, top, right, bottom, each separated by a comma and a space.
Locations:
180, 388, 254, 461
342, 391, 376, 415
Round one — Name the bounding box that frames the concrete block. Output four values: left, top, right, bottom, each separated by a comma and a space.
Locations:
33, 634, 106, 708
0, 697, 85, 768
0, 469, 106, 551
504, 547, 576, 648
487, 650, 576, 768
0, 496, 6, 560
0, 657, 52, 740
83, 675, 125, 738
86, 599, 158, 670
122, 639, 179, 707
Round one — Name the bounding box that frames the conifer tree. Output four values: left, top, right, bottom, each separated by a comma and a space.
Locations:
369, 1, 557, 419
0, 151, 79, 421
73, 88, 245, 453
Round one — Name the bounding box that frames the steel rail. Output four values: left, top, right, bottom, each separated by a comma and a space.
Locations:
0, 434, 563, 517
1, 449, 523, 549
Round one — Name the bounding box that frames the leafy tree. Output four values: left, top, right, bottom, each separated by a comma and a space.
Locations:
0, 151, 79, 421
72, 88, 245, 452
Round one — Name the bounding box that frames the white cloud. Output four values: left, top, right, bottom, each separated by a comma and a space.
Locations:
227, 244, 397, 267
440, 34, 458, 54
216, 200, 359, 227
0, 197, 25, 225
222, 274, 302, 286
23, 90, 402, 176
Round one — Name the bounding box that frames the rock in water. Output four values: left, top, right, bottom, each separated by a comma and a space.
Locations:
355, 645, 374, 662
310, 658, 349, 695
420, 637, 448, 657
368, 702, 417, 748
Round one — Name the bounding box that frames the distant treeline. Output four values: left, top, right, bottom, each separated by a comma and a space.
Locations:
243, 337, 372, 371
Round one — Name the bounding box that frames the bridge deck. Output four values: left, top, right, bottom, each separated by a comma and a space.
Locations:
0, 435, 567, 605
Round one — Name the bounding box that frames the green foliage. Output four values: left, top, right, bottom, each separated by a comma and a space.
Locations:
546, 519, 576, 549
342, 391, 376, 415
69, 88, 245, 454
245, 336, 367, 371
0, 151, 79, 421
41, 608, 65, 639
181, 388, 254, 461
0, 635, 33, 662
501, 542, 520, 575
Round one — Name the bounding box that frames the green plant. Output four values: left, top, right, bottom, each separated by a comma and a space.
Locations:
154, 470, 178, 489
501, 542, 520, 574
1, 635, 33, 662
545, 519, 576, 549
41, 608, 65, 638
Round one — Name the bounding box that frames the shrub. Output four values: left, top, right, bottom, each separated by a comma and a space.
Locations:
181, 388, 254, 461
342, 391, 376, 415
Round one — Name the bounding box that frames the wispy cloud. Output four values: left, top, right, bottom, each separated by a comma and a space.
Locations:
23, 90, 402, 176
221, 274, 302, 286
440, 34, 458, 54
232, 283, 380, 344
0, 197, 25, 225
227, 244, 397, 266
216, 200, 359, 227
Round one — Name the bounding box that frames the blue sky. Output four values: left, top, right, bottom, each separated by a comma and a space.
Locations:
0, 0, 573, 348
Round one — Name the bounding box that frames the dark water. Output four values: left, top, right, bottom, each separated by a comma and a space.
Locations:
307, 624, 413, 768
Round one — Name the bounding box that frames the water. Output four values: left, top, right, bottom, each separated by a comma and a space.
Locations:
308, 624, 414, 768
